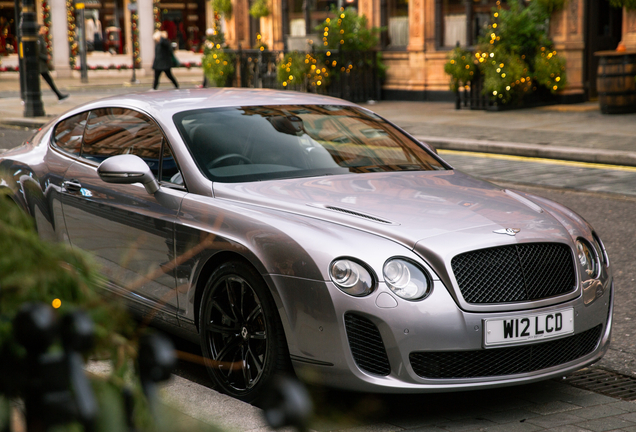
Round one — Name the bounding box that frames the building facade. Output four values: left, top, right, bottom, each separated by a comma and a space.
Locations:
2, 0, 635, 98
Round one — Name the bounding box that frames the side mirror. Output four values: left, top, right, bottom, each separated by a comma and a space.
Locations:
97, 154, 160, 194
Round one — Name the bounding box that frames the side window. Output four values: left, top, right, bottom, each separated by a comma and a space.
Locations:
81, 107, 184, 187
161, 144, 184, 186
82, 108, 163, 175
52, 112, 88, 155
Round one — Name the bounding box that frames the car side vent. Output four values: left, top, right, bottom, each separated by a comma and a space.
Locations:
344, 313, 391, 376
308, 204, 396, 225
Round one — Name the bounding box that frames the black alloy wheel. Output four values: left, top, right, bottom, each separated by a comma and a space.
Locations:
199, 261, 288, 402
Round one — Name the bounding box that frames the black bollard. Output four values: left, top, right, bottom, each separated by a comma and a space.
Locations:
13, 304, 98, 432
137, 332, 176, 421
262, 375, 313, 432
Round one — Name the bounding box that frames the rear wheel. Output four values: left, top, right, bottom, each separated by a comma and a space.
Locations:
199, 261, 288, 402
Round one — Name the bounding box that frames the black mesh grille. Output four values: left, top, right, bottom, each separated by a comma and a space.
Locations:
451, 243, 576, 304
344, 313, 391, 376
409, 325, 602, 379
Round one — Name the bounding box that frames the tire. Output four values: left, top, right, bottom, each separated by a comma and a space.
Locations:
198, 261, 289, 402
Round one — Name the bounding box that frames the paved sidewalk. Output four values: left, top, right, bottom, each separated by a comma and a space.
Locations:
1, 73, 635, 166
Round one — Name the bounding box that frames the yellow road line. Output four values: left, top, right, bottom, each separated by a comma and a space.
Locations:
438, 149, 636, 173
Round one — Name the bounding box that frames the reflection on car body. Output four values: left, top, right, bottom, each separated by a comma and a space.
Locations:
0, 88, 613, 402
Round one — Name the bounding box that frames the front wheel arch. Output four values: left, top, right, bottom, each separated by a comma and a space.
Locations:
198, 259, 291, 402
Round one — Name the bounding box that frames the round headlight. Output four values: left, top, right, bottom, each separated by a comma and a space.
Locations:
383, 259, 431, 300
330, 259, 374, 296
576, 239, 598, 279
592, 231, 609, 267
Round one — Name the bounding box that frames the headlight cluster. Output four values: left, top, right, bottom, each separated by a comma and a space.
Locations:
577, 237, 606, 306
329, 259, 375, 296
383, 259, 431, 300
329, 257, 431, 301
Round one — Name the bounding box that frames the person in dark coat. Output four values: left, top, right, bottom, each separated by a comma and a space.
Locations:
38, 26, 69, 100
152, 30, 179, 90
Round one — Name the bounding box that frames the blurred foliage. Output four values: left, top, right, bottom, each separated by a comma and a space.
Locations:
202, 17, 234, 87
0, 190, 157, 431
0, 191, 225, 432
277, 51, 310, 87
253, 33, 268, 50
249, 0, 270, 18
317, 6, 381, 51
535, 0, 566, 14
444, 46, 476, 92
444, 0, 567, 105
479, 47, 532, 105
203, 49, 235, 87
610, 0, 636, 10
0, 193, 135, 367
211, 0, 232, 19
533, 47, 568, 93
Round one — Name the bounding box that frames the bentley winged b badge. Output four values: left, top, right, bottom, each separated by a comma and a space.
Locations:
494, 228, 521, 236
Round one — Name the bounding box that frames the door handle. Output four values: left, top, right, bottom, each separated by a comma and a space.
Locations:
62, 179, 82, 193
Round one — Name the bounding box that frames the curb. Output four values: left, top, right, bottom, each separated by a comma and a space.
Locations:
417, 135, 636, 167
0, 118, 49, 129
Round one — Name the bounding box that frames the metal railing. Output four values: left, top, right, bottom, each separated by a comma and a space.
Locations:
455, 66, 490, 110
223, 48, 382, 103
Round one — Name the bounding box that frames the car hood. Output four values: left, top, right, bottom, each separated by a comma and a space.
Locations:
212, 170, 571, 249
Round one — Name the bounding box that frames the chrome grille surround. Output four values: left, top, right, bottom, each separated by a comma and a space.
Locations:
451, 242, 576, 304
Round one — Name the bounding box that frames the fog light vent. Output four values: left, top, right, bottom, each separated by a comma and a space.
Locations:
344, 313, 390, 376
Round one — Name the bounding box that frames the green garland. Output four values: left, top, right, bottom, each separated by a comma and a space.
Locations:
131, 0, 141, 69
42, 0, 53, 69
66, 0, 77, 69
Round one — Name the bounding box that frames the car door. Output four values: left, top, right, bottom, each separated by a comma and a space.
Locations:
24, 112, 89, 244
61, 107, 187, 324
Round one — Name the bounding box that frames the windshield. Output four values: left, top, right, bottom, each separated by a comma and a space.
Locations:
173, 105, 447, 183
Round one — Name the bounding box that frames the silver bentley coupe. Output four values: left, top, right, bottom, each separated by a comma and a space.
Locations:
0, 89, 613, 402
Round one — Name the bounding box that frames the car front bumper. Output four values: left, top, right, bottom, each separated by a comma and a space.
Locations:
272, 275, 613, 393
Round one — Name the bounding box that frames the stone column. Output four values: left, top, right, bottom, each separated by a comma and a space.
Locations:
621, 8, 636, 50
138, 0, 154, 72
260, 0, 284, 49
407, 0, 425, 51
50, 0, 71, 77
225, 0, 249, 48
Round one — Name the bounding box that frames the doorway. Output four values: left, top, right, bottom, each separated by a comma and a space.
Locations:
585, 0, 622, 98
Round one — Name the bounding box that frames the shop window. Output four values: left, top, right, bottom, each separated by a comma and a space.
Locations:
387, 0, 409, 48
437, 0, 497, 49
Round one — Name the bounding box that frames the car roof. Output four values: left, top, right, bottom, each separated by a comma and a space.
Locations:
76, 88, 359, 120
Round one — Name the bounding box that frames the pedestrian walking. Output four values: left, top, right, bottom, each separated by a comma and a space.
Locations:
37, 26, 69, 101
152, 30, 179, 90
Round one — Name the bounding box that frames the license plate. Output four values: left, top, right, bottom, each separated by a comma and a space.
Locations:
484, 308, 574, 347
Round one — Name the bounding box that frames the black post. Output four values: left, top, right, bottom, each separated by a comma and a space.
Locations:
14, 0, 26, 101
76, 1, 88, 83
303, 0, 311, 37
19, 0, 45, 117
128, 2, 138, 83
